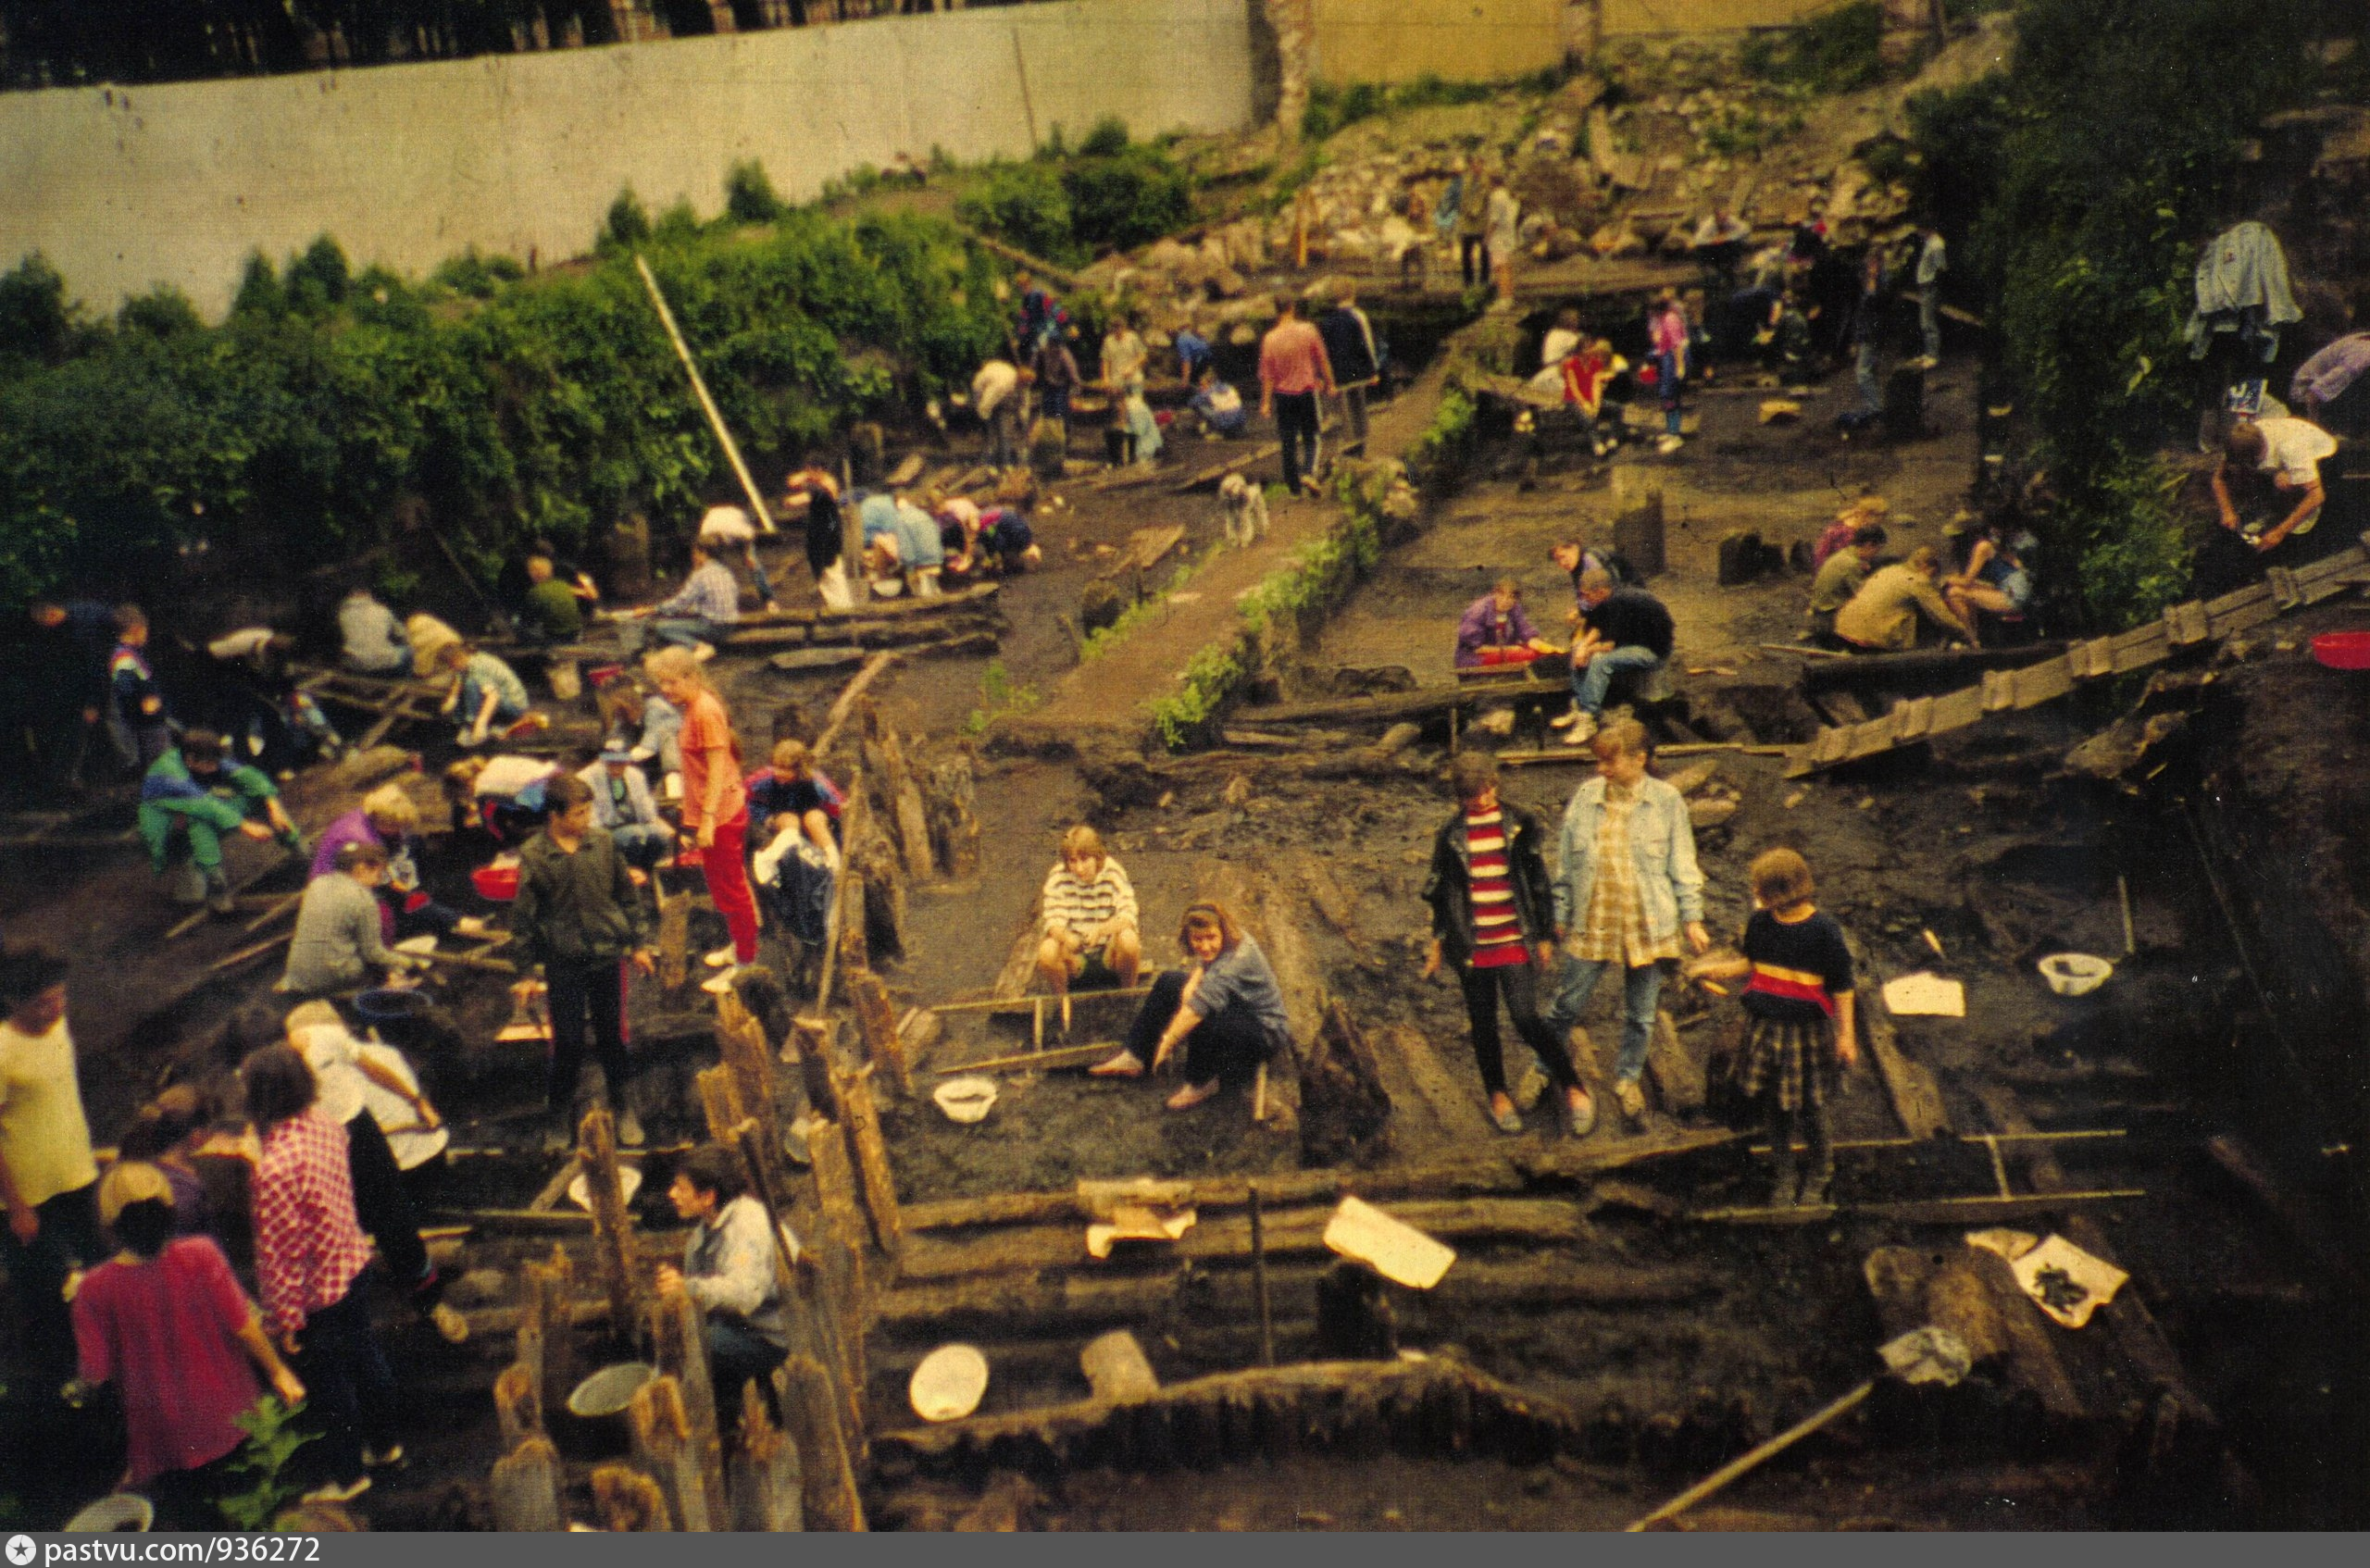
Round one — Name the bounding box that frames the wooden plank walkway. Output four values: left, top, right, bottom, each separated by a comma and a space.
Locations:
1781, 536, 2370, 778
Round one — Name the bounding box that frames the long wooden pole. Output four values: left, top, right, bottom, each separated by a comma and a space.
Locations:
1624, 1380, 1873, 1530
634, 253, 778, 536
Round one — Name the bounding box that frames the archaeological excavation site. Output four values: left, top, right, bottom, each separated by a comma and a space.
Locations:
2, 0, 2367, 1537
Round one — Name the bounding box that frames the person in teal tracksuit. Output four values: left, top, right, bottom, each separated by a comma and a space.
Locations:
138, 730, 304, 914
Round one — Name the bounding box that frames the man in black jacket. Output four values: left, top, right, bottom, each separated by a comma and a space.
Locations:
1420, 753, 1594, 1137
1316, 287, 1381, 451
1556, 569, 1676, 745
514, 774, 657, 1151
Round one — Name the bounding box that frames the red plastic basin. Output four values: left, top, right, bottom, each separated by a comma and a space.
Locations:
2312, 632, 2370, 670
471, 864, 520, 902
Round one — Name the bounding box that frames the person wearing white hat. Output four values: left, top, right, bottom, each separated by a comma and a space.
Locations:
697, 503, 776, 609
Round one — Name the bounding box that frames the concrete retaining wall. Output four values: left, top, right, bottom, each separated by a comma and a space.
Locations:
1601, 0, 1843, 35
0, 0, 1255, 317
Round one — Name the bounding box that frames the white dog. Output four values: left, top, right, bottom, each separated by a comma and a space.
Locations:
1218, 472, 1269, 549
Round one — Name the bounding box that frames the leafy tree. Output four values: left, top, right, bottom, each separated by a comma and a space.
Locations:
725, 160, 787, 225
0, 255, 88, 374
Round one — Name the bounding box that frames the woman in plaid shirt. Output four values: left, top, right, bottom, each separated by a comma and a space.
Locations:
240, 1044, 400, 1504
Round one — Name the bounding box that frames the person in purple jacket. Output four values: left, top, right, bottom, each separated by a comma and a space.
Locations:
311, 784, 483, 946
1453, 579, 1556, 668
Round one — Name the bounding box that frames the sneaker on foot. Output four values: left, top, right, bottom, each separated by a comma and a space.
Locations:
617, 1110, 644, 1149
1614, 1077, 1647, 1126
1655, 434, 1685, 455
1560, 714, 1599, 747
430, 1302, 470, 1345
1565, 1089, 1597, 1139
1548, 710, 1581, 730
1489, 1098, 1525, 1135
705, 944, 737, 967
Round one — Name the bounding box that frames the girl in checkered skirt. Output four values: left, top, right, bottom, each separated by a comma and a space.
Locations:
1692, 849, 1858, 1208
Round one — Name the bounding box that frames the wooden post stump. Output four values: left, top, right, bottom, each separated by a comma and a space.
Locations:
778, 1358, 867, 1531
730, 1380, 805, 1532
493, 1363, 543, 1454
578, 1107, 648, 1346
924, 748, 982, 878
829, 1063, 904, 1255
847, 967, 912, 1097
490, 1437, 564, 1532
592, 1462, 672, 1532
658, 887, 692, 994
630, 1375, 715, 1532
655, 1287, 730, 1527
523, 1245, 578, 1415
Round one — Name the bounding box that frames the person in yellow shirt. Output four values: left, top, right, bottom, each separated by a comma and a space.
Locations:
1833, 545, 1971, 653
0, 949, 100, 1405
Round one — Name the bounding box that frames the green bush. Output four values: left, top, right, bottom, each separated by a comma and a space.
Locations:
955, 162, 1080, 266
1909, 0, 2314, 629
1062, 147, 1194, 255
1079, 116, 1131, 158
1740, 1, 1884, 93
725, 160, 788, 225
0, 255, 90, 374
427, 247, 526, 301
0, 207, 1012, 610
603, 188, 653, 252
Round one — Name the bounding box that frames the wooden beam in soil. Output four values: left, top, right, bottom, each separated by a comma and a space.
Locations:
1783, 538, 2370, 777
1799, 641, 2070, 690
1382, 1024, 1499, 1143
1689, 1188, 2146, 1226
1171, 442, 1282, 492
892, 1128, 1738, 1233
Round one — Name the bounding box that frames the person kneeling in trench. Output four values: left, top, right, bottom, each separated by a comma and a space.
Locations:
1091, 902, 1291, 1112
656, 1147, 797, 1409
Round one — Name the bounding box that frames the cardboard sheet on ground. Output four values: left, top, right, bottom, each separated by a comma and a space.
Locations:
1084, 1204, 1197, 1259
1322, 1195, 1456, 1289
2007, 1233, 2127, 1329
1882, 972, 1967, 1017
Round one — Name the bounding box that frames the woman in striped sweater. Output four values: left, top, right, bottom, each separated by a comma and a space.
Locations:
1035, 827, 1141, 1009
1421, 753, 1594, 1138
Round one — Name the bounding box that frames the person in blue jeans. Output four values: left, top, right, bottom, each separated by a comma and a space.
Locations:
1541, 718, 1710, 1130
1554, 571, 1675, 746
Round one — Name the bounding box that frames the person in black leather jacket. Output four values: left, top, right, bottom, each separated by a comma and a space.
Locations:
1420, 753, 1595, 1138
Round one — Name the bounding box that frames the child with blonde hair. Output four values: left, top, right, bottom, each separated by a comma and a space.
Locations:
1692, 847, 1856, 1207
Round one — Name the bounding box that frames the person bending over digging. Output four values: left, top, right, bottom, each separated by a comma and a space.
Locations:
656, 1145, 796, 1408
1541, 719, 1711, 1131
140, 728, 304, 915
1454, 577, 1556, 669
435, 641, 540, 748
1688, 848, 1857, 1208
1420, 753, 1595, 1139
1092, 902, 1291, 1113
1036, 827, 1142, 1027
279, 840, 428, 1000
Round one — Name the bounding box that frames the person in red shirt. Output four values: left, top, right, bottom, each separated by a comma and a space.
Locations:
71, 1162, 305, 1528
1420, 753, 1594, 1137
1258, 292, 1336, 498
241, 1044, 398, 1504
644, 646, 761, 971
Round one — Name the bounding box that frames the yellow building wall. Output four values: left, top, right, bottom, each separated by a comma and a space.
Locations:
1602, 0, 1842, 34
1309, 0, 1569, 85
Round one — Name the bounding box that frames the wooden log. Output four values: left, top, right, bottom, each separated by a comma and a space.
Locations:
630, 1375, 714, 1533
834, 871, 869, 976
493, 1363, 542, 1455
897, 1007, 943, 1076
592, 1462, 672, 1533
874, 1356, 1584, 1472
989, 896, 1043, 1001
579, 1106, 648, 1346
730, 1380, 805, 1532
778, 1358, 867, 1531
657, 887, 692, 995
654, 1287, 730, 1530
1863, 981, 1952, 1139
712, 990, 798, 1204
1644, 1011, 1705, 1116
1863, 1245, 2082, 1422
813, 653, 903, 765
490, 1437, 565, 1533
528, 1246, 578, 1414
1800, 641, 2068, 690
830, 1063, 904, 1255
1385, 1023, 1495, 1143
845, 968, 911, 1098
1172, 442, 1282, 492
698, 1064, 750, 1151
921, 748, 981, 877
803, 1123, 870, 1288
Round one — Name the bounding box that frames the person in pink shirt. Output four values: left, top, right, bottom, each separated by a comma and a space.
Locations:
242, 1043, 398, 1504
1648, 292, 1690, 454
71, 1162, 305, 1528
1258, 293, 1336, 497
645, 645, 761, 970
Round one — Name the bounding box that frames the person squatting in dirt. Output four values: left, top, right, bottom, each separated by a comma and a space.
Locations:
1422, 753, 1597, 1139
1036, 826, 1143, 1022
140, 727, 306, 914
657, 1145, 798, 1411
1690, 848, 1859, 1208
278, 839, 430, 1000
1542, 719, 1713, 1131
748, 738, 844, 980
1454, 577, 1558, 669
1092, 902, 1291, 1113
